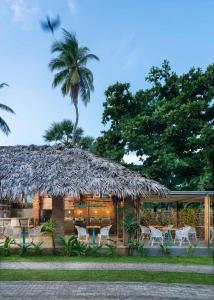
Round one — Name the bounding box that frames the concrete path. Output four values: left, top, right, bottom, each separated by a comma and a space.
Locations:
0, 281, 213, 300
1, 261, 214, 273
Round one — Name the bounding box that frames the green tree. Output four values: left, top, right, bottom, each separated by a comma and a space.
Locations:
49, 29, 99, 145
43, 119, 94, 150
95, 83, 136, 161
97, 61, 214, 190
0, 83, 15, 136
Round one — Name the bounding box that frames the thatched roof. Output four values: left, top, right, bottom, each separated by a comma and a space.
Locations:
0, 145, 168, 200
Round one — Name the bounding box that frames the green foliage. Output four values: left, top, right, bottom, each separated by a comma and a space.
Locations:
58, 235, 88, 256
30, 241, 44, 256
43, 119, 95, 150
129, 239, 145, 256
160, 243, 170, 256
181, 208, 197, 227
15, 242, 32, 256
49, 29, 99, 144
0, 236, 15, 256
186, 244, 197, 257
0, 82, 15, 136
96, 62, 214, 190
141, 208, 174, 226
104, 239, 117, 256
85, 244, 103, 257
124, 218, 139, 241
42, 218, 57, 253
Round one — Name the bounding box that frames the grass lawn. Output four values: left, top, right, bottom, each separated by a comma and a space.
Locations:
0, 269, 213, 285
0, 255, 213, 265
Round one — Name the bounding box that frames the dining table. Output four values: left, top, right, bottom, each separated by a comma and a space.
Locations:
86, 225, 101, 244
152, 225, 179, 245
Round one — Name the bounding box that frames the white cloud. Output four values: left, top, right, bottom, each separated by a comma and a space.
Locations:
7, 0, 37, 24
67, 0, 77, 14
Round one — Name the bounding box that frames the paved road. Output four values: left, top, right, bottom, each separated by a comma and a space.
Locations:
0, 281, 213, 300
1, 262, 213, 273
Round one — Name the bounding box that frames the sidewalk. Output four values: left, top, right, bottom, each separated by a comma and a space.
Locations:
1, 262, 213, 274
1, 281, 214, 300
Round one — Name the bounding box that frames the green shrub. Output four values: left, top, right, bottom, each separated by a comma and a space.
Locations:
58, 235, 88, 256
30, 241, 44, 256
0, 236, 14, 256
129, 239, 145, 256
124, 218, 139, 241
160, 244, 170, 256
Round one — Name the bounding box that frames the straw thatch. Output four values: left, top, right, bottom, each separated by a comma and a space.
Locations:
0, 144, 168, 200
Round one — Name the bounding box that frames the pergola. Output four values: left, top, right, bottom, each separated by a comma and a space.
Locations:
141, 191, 214, 247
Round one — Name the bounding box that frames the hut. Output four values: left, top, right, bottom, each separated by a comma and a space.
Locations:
0, 144, 167, 243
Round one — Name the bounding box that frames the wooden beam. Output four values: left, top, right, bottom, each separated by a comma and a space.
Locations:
204, 196, 210, 247
32, 192, 40, 226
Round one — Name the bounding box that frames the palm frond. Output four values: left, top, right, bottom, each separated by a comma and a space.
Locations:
79, 53, 99, 65
0, 103, 15, 114
51, 41, 64, 53
49, 58, 67, 71
0, 83, 9, 89
52, 69, 69, 88
0, 116, 11, 135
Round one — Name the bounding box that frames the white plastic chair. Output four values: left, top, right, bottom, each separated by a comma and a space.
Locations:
149, 226, 164, 246
28, 225, 43, 242
210, 227, 214, 243
174, 227, 191, 246
75, 225, 89, 241
4, 225, 19, 239
98, 225, 112, 244
184, 225, 197, 241
140, 226, 151, 241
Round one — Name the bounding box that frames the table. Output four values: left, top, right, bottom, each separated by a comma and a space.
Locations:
152, 226, 178, 245
86, 225, 100, 244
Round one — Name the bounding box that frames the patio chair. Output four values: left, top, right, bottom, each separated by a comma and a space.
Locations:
4, 225, 20, 239
28, 225, 43, 242
174, 227, 191, 246
98, 225, 112, 244
149, 226, 164, 246
140, 226, 151, 241
184, 225, 197, 241
210, 227, 214, 243
75, 225, 89, 241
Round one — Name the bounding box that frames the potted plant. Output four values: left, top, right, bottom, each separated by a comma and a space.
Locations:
124, 218, 139, 242
42, 218, 57, 254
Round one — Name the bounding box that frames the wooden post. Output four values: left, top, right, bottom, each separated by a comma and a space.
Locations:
32, 192, 40, 225
204, 196, 210, 247
122, 197, 125, 244
52, 196, 65, 237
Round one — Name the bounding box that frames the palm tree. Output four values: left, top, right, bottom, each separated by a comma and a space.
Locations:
0, 83, 15, 136
49, 29, 99, 145
43, 119, 95, 150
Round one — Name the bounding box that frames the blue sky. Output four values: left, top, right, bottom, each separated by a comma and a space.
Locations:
0, 0, 214, 150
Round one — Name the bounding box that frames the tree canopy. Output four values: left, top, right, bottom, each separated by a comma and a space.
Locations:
96, 61, 214, 190
43, 119, 95, 150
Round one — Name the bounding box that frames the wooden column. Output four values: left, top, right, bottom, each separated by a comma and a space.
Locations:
204, 196, 210, 247
52, 196, 65, 237
122, 198, 128, 246
32, 192, 40, 225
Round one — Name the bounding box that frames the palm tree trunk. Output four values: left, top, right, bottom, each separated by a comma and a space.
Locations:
72, 100, 79, 145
